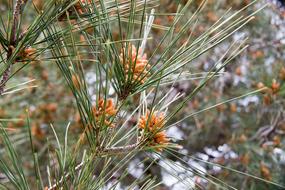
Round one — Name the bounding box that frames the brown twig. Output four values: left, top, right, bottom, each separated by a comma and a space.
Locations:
10, 0, 23, 44
250, 111, 281, 143
0, 0, 28, 95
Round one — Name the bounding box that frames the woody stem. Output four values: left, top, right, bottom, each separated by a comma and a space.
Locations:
0, 0, 27, 95
10, 0, 22, 44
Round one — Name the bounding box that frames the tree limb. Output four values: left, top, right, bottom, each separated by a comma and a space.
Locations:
0, 0, 28, 95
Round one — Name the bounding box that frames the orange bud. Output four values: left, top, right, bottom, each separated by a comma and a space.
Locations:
260, 162, 272, 180
119, 44, 149, 84
207, 11, 218, 22
240, 153, 250, 165
263, 94, 271, 105
271, 79, 280, 94
217, 104, 227, 112
167, 15, 174, 22
24, 48, 36, 55
138, 110, 169, 151
0, 109, 5, 117
75, 112, 81, 123
256, 82, 268, 93
31, 123, 45, 140
235, 66, 242, 76
239, 134, 247, 143
273, 136, 281, 146
257, 82, 265, 89
92, 98, 117, 128
230, 103, 237, 113
251, 50, 263, 59
46, 103, 58, 112
41, 70, 49, 80
279, 67, 285, 80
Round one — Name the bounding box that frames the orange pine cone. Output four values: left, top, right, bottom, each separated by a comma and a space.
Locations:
138, 110, 169, 151
92, 98, 117, 128
279, 67, 285, 80
138, 110, 164, 131
271, 79, 280, 93
119, 44, 150, 84
260, 162, 272, 180
154, 131, 169, 144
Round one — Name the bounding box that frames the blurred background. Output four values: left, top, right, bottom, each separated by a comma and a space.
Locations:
0, 0, 285, 189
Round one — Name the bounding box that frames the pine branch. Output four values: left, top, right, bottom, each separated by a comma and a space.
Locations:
47, 143, 139, 190
0, 65, 11, 94
104, 144, 139, 154
0, 0, 28, 95
10, 0, 23, 44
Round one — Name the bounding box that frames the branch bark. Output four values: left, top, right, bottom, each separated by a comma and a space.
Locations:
0, 0, 27, 95
10, 0, 23, 44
